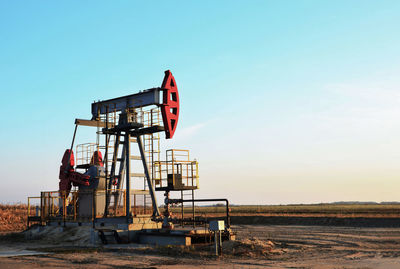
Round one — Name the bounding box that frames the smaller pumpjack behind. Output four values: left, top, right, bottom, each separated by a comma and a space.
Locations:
58, 70, 180, 221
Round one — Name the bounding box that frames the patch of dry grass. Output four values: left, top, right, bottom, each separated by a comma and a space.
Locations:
1, 203, 400, 233
0, 204, 29, 232
134, 238, 281, 258
172, 204, 400, 218
222, 238, 281, 257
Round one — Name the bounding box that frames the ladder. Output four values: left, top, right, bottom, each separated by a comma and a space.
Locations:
180, 189, 195, 228
142, 110, 161, 214
142, 133, 160, 215
105, 133, 139, 216
103, 109, 162, 218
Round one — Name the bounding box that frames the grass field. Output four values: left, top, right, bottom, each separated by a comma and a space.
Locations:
171, 203, 400, 218
1, 203, 400, 233
0, 204, 28, 232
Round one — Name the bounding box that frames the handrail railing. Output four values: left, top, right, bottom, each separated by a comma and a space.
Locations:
27, 188, 152, 228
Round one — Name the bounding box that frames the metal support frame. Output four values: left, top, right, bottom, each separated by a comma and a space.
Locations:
66, 124, 78, 173
125, 132, 131, 221
176, 198, 231, 228
91, 88, 161, 119
137, 135, 160, 217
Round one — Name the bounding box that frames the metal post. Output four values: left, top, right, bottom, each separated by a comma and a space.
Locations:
104, 107, 109, 203
51, 197, 54, 218
123, 191, 126, 214
63, 192, 66, 227
219, 231, 222, 255
213, 231, 222, 256
125, 132, 131, 221
74, 193, 77, 221
214, 232, 219, 256
69, 124, 78, 155
66, 124, 78, 173
181, 190, 184, 227
134, 194, 136, 216
105, 106, 108, 163
27, 198, 30, 228
93, 190, 97, 228
192, 189, 195, 228
40, 193, 44, 224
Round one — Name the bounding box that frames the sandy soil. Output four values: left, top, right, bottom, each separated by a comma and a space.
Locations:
1, 225, 400, 268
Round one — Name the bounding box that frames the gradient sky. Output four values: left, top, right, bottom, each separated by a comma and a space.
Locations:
1, 1, 400, 204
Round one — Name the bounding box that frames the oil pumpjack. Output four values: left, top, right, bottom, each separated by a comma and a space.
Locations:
28, 70, 234, 245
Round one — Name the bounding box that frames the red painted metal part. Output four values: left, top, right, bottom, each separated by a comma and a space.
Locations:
90, 150, 104, 167
59, 149, 90, 195
160, 70, 179, 139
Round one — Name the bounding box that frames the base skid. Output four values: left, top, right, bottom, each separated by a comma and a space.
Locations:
137, 227, 235, 246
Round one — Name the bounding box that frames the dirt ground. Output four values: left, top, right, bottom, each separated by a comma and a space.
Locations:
1, 225, 400, 268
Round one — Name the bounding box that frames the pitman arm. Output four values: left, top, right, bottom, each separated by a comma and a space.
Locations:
59, 149, 90, 196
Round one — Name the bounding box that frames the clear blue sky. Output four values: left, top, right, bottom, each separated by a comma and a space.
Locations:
1, 1, 400, 204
